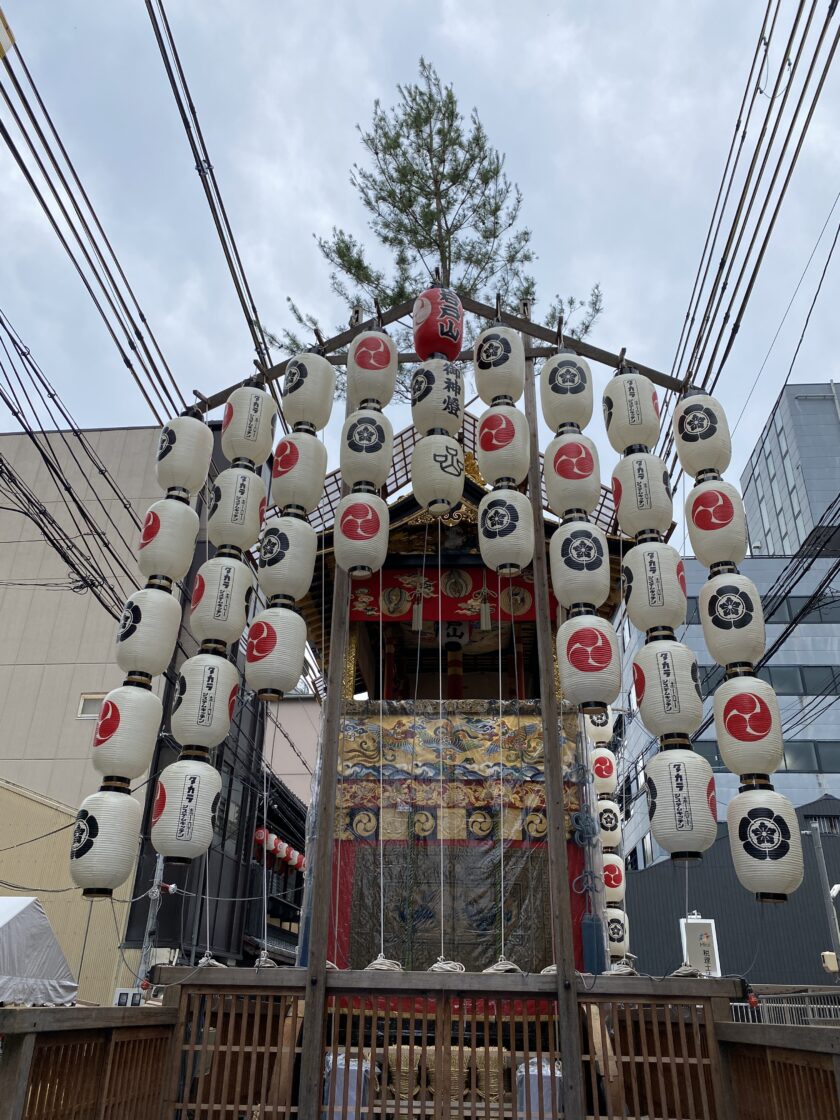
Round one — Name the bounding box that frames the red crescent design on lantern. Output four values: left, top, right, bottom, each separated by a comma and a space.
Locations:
259, 497, 266, 524
652, 388, 660, 417
603, 861, 623, 889
691, 489, 734, 532
707, 777, 717, 819
612, 476, 623, 509
139, 510, 161, 549
723, 692, 772, 742
272, 439, 300, 478
566, 627, 613, 672
228, 684, 239, 721
354, 336, 391, 370
340, 501, 381, 542
479, 413, 516, 451
190, 573, 205, 612
632, 662, 646, 705
593, 754, 614, 779
152, 781, 167, 827
254, 828, 267, 846
222, 402, 234, 433
93, 699, 120, 747
247, 620, 277, 663
676, 559, 687, 596
553, 440, 594, 480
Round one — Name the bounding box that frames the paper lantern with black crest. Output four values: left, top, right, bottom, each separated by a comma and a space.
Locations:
244, 606, 307, 699
602, 853, 626, 904
592, 747, 618, 795
155, 413, 213, 496
540, 350, 593, 431
714, 675, 784, 775
632, 639, 703, 737
340, 408, 394, 490
347, 331, 398, 409
611, 452, 673, 538
270, 432, 327, 515
257, 517, 317, 603
190, 555, 253, 648
686, 479, 747, 567
646, 748, 717, 858
411, 434, 464, 516
221, 384, 277, 465
477, 489, 534, 576
282, 352, 335, 431
334, 494, 389, 578
411, 360, 464, 436
727, 789, 803, 899
544, 432, 601, 517
171, 654, 240, 750
672, 391, 732, 478
605, 906, 629, 958
549, 521, 610, 609
586, 706, 615, 746
151, 758, 222, 862
597, 799, 622, 848
472, 325, 525, 404
476, 405, 529, 486
413, 286, 464, 361
91, 686, 162, 780
556, 616, 621, 708
207, 467, 264, 551
621, 541, 687, 633
115, 589, 181, 677
603, 372, 660, 453
700, 572, 765, 667
69, 790, 142, 896
137, 497, 199, 583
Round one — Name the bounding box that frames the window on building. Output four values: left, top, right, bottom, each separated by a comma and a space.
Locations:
805, 815, 840, 836
802, 666, 840, 694
816, 743, 840, 773
77, 693, 105, 718
700, 665, 725, 698
766, 447, 776, 480
790, 487, 801, 518
685, 597, 701, 624
789, 597, 840, 625
770, 477, 784, 517
765, 597, 790, 622
695, 741, 724, 770
781, 530, 791, 554
783, 740, 817, 771
768, 666, 803, 694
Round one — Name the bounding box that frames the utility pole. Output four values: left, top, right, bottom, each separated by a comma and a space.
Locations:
138, 853, 166, 986
807, 822, 840, 969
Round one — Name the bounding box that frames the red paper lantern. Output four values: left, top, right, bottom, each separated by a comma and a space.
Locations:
413, 287, 464, 361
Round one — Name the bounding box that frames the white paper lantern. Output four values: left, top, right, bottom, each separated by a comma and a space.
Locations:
257, 517, 317, 602
347, 331, 399, 409
91, 685, 162, 780
597, 799, 622, 847
151, 758, 221, 862
270, 432, 328, 515
603, 373, 660, 453
672, 392, 732, 478
156, 413, 213, 496
727, 788, 803, 899
549, 521, 610, 609
221, 384, 277, 465
207, 467, 264, 551
171, 654, 240, 750
70, 790, 141, 896
340, 409, 394, 490
476, 405, 529, 486
557, 616, 621, 708
473, 325, 525, 404
411, 434, 464, 516
544, 433, 601, 517
411, 360, 464, 436
586, 706, 615, 746
478, 489, 534, 576
282, 353, 335, 431
334, 494, 389, 578
633, 640, 703, 738
115, 588, 181, 677
592, 747, 618, 795
602, 853, 626, 903
646, 748, 717, 858
611, 452, 673, 538
622, 541, 687, 633
137, 498, 199, 583
244, 607, 307, 699
700, 572, 765, 667
605, 906, 629, 958
540, 350, 593, 432
686, 479, 747, 567
190, 555, 253, 648
714, 675, 784, 775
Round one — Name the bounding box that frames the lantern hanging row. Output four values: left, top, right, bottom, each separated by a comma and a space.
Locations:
254, 828, 306, 871
672, 390, 803, 901
585, 710, 630, 962
70, 406, 215, 897
606, 366, 718, 862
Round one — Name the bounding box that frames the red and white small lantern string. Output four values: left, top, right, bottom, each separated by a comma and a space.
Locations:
673, 391, 803, 901
254, 827, 305, 871
585, 709, 629, 962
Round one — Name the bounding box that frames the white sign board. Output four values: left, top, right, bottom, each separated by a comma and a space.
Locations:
680, 915, 721, 977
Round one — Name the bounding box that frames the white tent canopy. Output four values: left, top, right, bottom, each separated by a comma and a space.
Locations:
0, 896, 77, 1005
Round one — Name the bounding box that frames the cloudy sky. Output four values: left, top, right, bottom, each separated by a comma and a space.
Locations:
1, 0, 838, 498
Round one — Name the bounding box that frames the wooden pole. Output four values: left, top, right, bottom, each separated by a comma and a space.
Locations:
520, 298, 585, 1120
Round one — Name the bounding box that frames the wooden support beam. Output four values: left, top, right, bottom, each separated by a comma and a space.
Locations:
520, 299, 585, 1120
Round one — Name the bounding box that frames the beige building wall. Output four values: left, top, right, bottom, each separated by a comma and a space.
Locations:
267, 696, 321, 805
